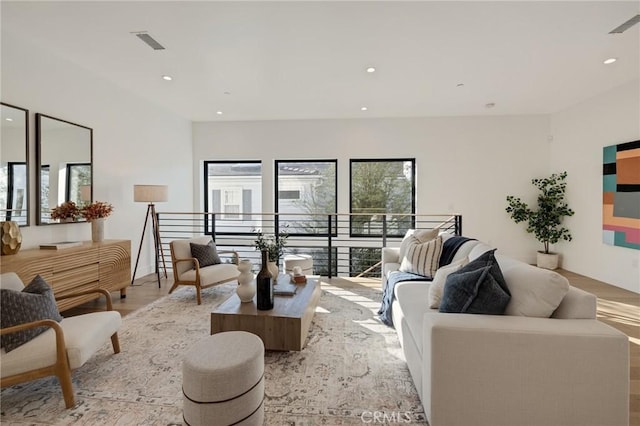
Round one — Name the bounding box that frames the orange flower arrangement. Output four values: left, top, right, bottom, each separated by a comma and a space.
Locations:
81, 201, 114, 221
51, 201, 81, 221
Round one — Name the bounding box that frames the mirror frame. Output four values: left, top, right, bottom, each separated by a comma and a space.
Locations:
35, 113, 93, 225
0, 102, 30, 227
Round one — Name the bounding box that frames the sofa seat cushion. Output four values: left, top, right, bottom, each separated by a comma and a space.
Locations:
1, 311, 121, 378
179, 263, 239, 286
394, 281, 434, 357
501, 260, 570, 318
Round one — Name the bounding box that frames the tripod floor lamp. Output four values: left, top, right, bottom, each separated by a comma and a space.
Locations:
132, 184, 168, 288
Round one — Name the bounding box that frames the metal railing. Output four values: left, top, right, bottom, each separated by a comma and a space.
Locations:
156, 212, 461, 278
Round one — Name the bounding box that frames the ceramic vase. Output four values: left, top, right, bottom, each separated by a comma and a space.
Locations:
267, 261, 279, 280
0, 221, 22, 255
236, 259, 256, 302
91, 218, 105, 243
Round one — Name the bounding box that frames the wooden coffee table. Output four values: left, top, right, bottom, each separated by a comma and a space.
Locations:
210, 277, 321, 351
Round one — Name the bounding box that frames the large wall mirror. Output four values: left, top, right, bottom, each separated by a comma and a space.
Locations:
36, 113, 93, 225
0, 103, 29, 226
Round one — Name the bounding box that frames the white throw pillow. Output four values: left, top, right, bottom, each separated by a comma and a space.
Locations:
399, 235, 443, 278
503, 264, 570, 318
399, 228, 440, 261
428, 256, 469, 309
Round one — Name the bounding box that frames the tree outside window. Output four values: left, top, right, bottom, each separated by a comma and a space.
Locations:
350, 159, 415, 237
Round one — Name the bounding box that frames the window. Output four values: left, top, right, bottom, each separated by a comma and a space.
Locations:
0, 162, 27, 224
349, 247, 382, 277
350, 159, 415, 237
275, 160, 337, 235
66, 163, 91, 206
204, 161, 262, 234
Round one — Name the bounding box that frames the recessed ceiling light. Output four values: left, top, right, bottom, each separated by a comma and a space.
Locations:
5, 118, 13, 122
366, 67, 376, 73
456, 83, 465, 87
603, 58, 617, 65
361, 107, 368, 111
216, 111, 223, 115
162, 75, 173, 81
485, 102, 496, 109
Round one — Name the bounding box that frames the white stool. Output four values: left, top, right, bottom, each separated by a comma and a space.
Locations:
283, 254, 313, 275
182, 331, 264, 426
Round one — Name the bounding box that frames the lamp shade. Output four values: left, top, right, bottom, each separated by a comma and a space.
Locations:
134, 185, 168, 203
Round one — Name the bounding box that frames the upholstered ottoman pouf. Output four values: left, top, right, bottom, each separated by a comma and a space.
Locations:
183, 331, 264, 426
283, 254, 313, 275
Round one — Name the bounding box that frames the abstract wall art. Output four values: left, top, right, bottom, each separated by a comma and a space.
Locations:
603, 140, 640, 250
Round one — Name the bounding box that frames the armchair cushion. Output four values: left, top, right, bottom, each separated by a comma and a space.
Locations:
179, 263, 240, 287
1, 311, 122, 378
190, 240, 221, 268
1, 275, 63, 352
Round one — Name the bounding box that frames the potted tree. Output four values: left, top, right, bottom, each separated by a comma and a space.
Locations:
506, 171, 575, 269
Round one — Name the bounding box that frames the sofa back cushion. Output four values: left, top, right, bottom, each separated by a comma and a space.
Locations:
501, 262, 570, 318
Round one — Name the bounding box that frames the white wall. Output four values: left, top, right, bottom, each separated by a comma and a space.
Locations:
550, 80, 640, 293
193, 115, 551, 262
1, 33, 193, 277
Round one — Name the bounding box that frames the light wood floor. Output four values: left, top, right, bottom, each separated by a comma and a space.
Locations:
65, 270, 640, 425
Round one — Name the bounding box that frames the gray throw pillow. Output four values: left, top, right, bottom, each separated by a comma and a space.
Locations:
190, 240, 221, 268
439, 249, 511, 315
0, 275, 63, 352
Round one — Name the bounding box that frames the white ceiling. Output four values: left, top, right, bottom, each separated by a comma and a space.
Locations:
2, 1, 639, 122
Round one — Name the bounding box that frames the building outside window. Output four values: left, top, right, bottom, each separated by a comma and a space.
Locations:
275, 160, 337, 235
204, 161, 262, 234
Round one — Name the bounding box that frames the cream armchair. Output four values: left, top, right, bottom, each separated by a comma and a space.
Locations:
168, 236, 239, 304
0, 272, 122, 409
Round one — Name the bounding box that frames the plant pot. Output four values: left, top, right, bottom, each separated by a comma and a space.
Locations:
537, 252, 559, 270
91, 218, 105, 242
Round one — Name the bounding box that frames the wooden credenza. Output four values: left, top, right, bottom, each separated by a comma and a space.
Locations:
0, 239, 131, 312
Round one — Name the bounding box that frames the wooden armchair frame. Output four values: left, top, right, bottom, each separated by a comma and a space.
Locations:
169, 242, 239, 305
0, 289, 120, 409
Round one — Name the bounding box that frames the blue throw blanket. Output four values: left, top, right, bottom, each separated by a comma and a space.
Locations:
378, 272, 426, 326
378, 236, 476, 327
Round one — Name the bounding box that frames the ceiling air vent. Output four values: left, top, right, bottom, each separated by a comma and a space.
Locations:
609, 14, 640, 34
133, 32, 165, 50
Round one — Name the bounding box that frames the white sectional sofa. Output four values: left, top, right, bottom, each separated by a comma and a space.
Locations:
381, 234, 629, 426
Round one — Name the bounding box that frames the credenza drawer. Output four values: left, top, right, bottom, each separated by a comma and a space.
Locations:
50, 264, 100, 293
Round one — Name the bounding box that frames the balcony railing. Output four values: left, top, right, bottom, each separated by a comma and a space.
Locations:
155, 212, 461, 278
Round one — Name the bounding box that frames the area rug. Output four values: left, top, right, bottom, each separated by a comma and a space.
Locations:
1, 281, 427, 425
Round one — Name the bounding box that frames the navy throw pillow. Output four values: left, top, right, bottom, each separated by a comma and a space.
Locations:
439, 249, 511, 315
0, 275, 63, 352
190, 240, 221, 268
